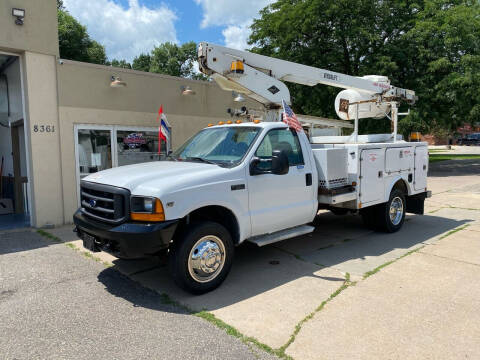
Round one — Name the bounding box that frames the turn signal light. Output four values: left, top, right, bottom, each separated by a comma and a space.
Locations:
351, 181, 357, 186
230, 60, 244, 74
131, 199, 165, 222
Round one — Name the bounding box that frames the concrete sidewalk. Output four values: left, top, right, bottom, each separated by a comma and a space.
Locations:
287, 224, 480, 359
41, 159, 480, 359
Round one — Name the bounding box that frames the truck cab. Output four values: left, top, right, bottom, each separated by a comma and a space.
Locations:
74, 122, 318, 293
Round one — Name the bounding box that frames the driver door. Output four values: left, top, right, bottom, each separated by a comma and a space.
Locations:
247, 128, 316, 236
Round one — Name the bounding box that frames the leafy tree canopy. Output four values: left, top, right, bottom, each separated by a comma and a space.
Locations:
57, 8, 107, 65
132, 53, 152, 72
107, 59, 132, 69
249, 0, 480, 136
149, 42, 207, 80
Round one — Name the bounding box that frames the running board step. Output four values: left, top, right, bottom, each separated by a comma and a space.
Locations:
247, 225, 315, 247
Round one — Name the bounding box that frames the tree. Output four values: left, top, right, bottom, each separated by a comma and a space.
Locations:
57, 9, 107, 65
249, 0, 480, 136
132, 53, 152, 72
150, 42, 207, 80
400, 0, 480, 136
107, 59, 132, 69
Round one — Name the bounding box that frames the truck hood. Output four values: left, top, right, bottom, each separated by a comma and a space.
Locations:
82, 161, 240, 196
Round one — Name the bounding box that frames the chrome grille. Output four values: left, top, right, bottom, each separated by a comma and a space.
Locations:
80, 181, 130, 224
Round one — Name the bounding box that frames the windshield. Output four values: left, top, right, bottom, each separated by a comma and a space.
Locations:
170, 126, 260, 167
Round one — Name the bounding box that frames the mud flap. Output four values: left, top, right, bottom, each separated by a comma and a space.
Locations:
406, 192, 427, 215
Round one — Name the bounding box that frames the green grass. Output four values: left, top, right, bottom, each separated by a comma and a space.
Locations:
363, 246, 425, 279
36, 229, 112, 267
36, 229, 62, 242
438, 224, 470, 240
278, 273, 354, 356
429, 154, 480, 163
428, 148, 452, 153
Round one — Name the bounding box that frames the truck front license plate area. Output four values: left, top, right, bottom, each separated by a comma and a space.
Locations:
80, 232, 100, 252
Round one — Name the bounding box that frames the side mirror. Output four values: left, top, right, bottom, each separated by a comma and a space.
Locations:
249, 150, 289, 176
271, 149, 289, 175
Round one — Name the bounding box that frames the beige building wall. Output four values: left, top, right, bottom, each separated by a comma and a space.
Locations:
57, 60, 263, 223
23, 51, 63, 227
0, 0, 58, 56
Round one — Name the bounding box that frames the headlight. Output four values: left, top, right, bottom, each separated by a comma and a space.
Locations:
130, 196, 165, 222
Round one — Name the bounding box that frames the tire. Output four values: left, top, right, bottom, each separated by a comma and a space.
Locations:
168, 221, 234, 294
330, 207, 349, 216
376, 189, 406, 233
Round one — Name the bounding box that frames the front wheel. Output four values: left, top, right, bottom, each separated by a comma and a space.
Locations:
168, 221, 234, 294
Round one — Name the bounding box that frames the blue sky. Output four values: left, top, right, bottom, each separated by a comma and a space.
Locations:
62, 0, 275, 62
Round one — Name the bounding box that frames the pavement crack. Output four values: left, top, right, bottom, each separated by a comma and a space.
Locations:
418, 251, 480, 268
438, 224, 470, 240
279, 273, 354, 355
362, 245, 425, 279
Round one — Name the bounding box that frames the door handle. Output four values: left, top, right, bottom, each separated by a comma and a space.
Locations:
306, 173, 312, 186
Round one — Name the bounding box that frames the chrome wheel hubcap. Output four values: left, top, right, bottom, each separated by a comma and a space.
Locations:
188, 236, 225, 283
389, 196, 404, 226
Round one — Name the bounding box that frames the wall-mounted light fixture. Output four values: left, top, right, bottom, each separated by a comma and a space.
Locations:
110, 76, 127, 87
181, 85, 195, 96
12, 8, 25, 25
232, 91, 245, 102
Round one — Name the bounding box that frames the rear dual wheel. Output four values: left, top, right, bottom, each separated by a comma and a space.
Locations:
361, 189, 406, 233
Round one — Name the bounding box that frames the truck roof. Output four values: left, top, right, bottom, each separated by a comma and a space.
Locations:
205, 121, 288, 130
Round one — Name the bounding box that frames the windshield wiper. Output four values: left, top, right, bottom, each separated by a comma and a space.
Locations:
186, 157, 219, 165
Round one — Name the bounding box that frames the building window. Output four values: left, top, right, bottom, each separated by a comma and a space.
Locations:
75, 125, 171, 205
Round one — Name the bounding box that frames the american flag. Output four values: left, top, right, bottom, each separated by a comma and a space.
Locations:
282, 100, 303, 132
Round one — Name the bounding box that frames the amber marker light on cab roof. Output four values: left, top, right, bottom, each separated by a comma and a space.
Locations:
207, 123, 214, 127
230, 60, 244, 74
227, 120, 233, 124
236, 120, 242, 124
218, 121, 225, 125
253, 119, 261, 124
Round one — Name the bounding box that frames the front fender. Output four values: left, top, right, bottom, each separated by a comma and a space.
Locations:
161, 179, 251, 241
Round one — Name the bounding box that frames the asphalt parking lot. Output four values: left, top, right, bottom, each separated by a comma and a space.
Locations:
1, 157, 479, 359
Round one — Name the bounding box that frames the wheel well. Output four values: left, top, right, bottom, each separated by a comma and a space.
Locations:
392, 179, 408, 196
174, 206, 240, 244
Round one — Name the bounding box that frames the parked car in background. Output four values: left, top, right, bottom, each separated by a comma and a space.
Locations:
457, 133, 480, 146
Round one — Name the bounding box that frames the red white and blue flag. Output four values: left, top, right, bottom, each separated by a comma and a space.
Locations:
282, 100, 303, 132
156, 105, 171, 154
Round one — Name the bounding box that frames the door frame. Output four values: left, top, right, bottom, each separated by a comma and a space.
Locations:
0, 50, 32, 222
74, 124, 164, 206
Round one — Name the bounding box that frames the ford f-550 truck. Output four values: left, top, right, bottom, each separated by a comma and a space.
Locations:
73, 43, 429, 294
74, 121, 429, 294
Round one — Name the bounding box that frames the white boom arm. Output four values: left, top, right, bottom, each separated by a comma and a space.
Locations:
198, 42, 416, 109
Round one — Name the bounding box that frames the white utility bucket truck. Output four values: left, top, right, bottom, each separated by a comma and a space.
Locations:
74, 43, 430, 294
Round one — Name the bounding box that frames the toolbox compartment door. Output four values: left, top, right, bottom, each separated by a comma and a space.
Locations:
360, 149, 385, 204
414, 146, 428, 191
385, 147, 414, 174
